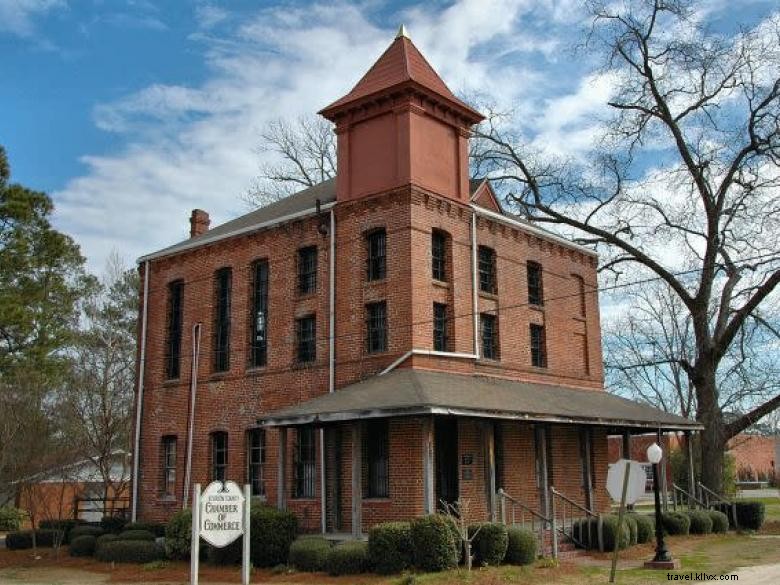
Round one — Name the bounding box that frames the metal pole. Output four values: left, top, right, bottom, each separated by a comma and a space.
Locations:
651, 462, 671, 563
242, 484, 250, 585
190, 484, 200, 585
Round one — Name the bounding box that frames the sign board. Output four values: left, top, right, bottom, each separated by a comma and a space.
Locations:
200, 481, 245, 548
606, 459, 646, 505
191, 482, 250, 585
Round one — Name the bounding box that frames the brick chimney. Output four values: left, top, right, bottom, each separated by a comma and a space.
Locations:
189, 209, 210, 238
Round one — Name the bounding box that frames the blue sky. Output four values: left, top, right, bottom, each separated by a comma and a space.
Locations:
1, 0, 776, 272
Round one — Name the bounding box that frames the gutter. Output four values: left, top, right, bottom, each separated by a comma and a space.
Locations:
137, 201, 337, 264
131, 260, 150, 522
321, 208, 335, 534
471, 211, 480, 358
470, 204, 599, 258
379, 349, 478, 376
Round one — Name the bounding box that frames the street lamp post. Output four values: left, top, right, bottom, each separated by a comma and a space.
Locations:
644, 442, 679, 569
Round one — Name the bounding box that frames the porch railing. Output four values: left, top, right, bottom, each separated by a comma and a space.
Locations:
671, 483, 706, 511
550, 486, 603, 552
697, 481, 738, 528
496, 488, 553, 557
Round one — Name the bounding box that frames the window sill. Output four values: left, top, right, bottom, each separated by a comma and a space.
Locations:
479, 291, 499, 301
291, 360, 319, 370
245, 366, 268, 376
157, 495, 177, 503
432, 279, 450, 289
572, 315, 586, 322
365, 277, 387, 286
529, 303, 545, 312
477, 357, 501, 365
162, 378, 182, 387
209, 371, 230, 381
363, 497, 391, 503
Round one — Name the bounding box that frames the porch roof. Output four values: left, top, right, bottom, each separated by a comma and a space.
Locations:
257, 369, 702, 431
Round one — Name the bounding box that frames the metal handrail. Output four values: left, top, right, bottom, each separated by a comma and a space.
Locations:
672, 483, 706, 509
550, 486, 602, 552
697, 481, 739, 528
496, 488, 553, 557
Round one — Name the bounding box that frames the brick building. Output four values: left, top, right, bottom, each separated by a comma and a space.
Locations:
131, 29, 698, 540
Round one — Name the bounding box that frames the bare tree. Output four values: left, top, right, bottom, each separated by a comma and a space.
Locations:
244, 116, 336, 207
475, 1, 780, 491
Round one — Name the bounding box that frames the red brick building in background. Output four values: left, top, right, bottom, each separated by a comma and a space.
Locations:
131, 29, 698, 543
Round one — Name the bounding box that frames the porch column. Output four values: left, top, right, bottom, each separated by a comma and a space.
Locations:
351, 422, 362, 538
657, 429, 669, 510
277, 427, 287, 510
581, 428, 594, 511
483, 421, 497, 520
685, 430, 695, 507
422, 417, 435, 515
622, 431, 632, 460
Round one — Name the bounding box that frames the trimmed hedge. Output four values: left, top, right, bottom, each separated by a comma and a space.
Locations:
440, 514, 463, 563
0, 506, 23, 531
410, 515, 458, 572
288, 537, 331, 572
249, 504, 298, 568
688, 510, 713, 535
735, 501, 766, 530
123, 521, 166, 537
117, 529, 156, 541
96, 533, 119, 548
5, 529, 63, 550
206, 538, 242, 566
95, 540, 165, 563
602, 515, 631, 551
39, 519, 81, 543
662, 512, 691, 535
368, 521, 413, 575
164, 508, 191, 560
69, 526, 105, 541
70, 535, 97, 557
708, 510, 729, 533
468, 522, 508, 566
100, 516, 127, 534
632, 514, 654, 544
505, 527, 537, 565
326, 541, 368, 576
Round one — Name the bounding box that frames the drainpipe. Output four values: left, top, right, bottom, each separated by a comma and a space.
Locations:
183, 323, 202, 508
131, 261, 150, 522
471, 211, 480, 358
321, 208, 335, 534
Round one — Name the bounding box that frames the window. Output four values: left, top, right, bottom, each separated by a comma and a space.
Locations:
366, 229, 386, 281
296, 315, 316, 363
573, 274, 586, 316
530, 324, 547, 367
480, 313, 499, 359
294, 428, 316, 498
161, 436, 176, 496
365, 420, 389, 498
431, 230, 447, 281
478, 246, 497, 294
527, 261, 543, 306
366, 302, 388, 353
247, 429, 266, 497
298, 246, 317, 294
213, 268, 232, 372
165, 280, 184, 379
249, 260, 269, 368
211, 431, 228, 482
433, 303, 449, 352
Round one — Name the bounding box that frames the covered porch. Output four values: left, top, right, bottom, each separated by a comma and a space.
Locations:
258, 369, 701, 541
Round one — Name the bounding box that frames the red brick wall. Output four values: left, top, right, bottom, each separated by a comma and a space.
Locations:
728, 434, 779, 483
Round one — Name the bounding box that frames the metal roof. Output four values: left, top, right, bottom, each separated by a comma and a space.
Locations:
258, 369, 701, 431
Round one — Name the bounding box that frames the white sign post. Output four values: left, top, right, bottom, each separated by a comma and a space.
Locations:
190, 481, 251, 585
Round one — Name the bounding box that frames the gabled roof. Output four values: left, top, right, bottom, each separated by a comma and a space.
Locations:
258, 369, 702, 431
320, 34, 482, 121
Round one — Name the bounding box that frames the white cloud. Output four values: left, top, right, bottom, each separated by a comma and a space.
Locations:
0, 0, 65, 38
195, 4, 228, 30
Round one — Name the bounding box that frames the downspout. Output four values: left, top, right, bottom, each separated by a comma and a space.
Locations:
321, 208, 335, 534
131, 261, 150, 522
471, 211, 480, 358
183, 323, 202, 508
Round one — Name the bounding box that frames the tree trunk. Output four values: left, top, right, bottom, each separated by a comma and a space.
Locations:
695, 369, 727, 494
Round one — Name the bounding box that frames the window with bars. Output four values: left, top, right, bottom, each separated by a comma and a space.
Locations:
478, 246, 497, 294
294, 427, 316, 499
298, 246, 317, 294
365, 302, 387, 353
247, 429, 266, 497
296, 315, 316, 363
480, 313, 499, 359
527, 261, 543, 306
364, 420, 389, 498
431, 230, 447, 281
161, 436, 176, 497
211, 431, 228, 482
530, 323, 547, 367
165, 280, 184, 379
213, 268, 232, 372
366, 229, 386, 281
433, 303, 449, 352
249, 260, 269, 368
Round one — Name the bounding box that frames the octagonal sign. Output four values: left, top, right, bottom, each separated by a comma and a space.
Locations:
200, 480, 245, 548
606, 459, 646, 505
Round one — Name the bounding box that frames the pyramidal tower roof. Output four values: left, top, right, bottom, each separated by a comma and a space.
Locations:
320, 27, 482, 121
